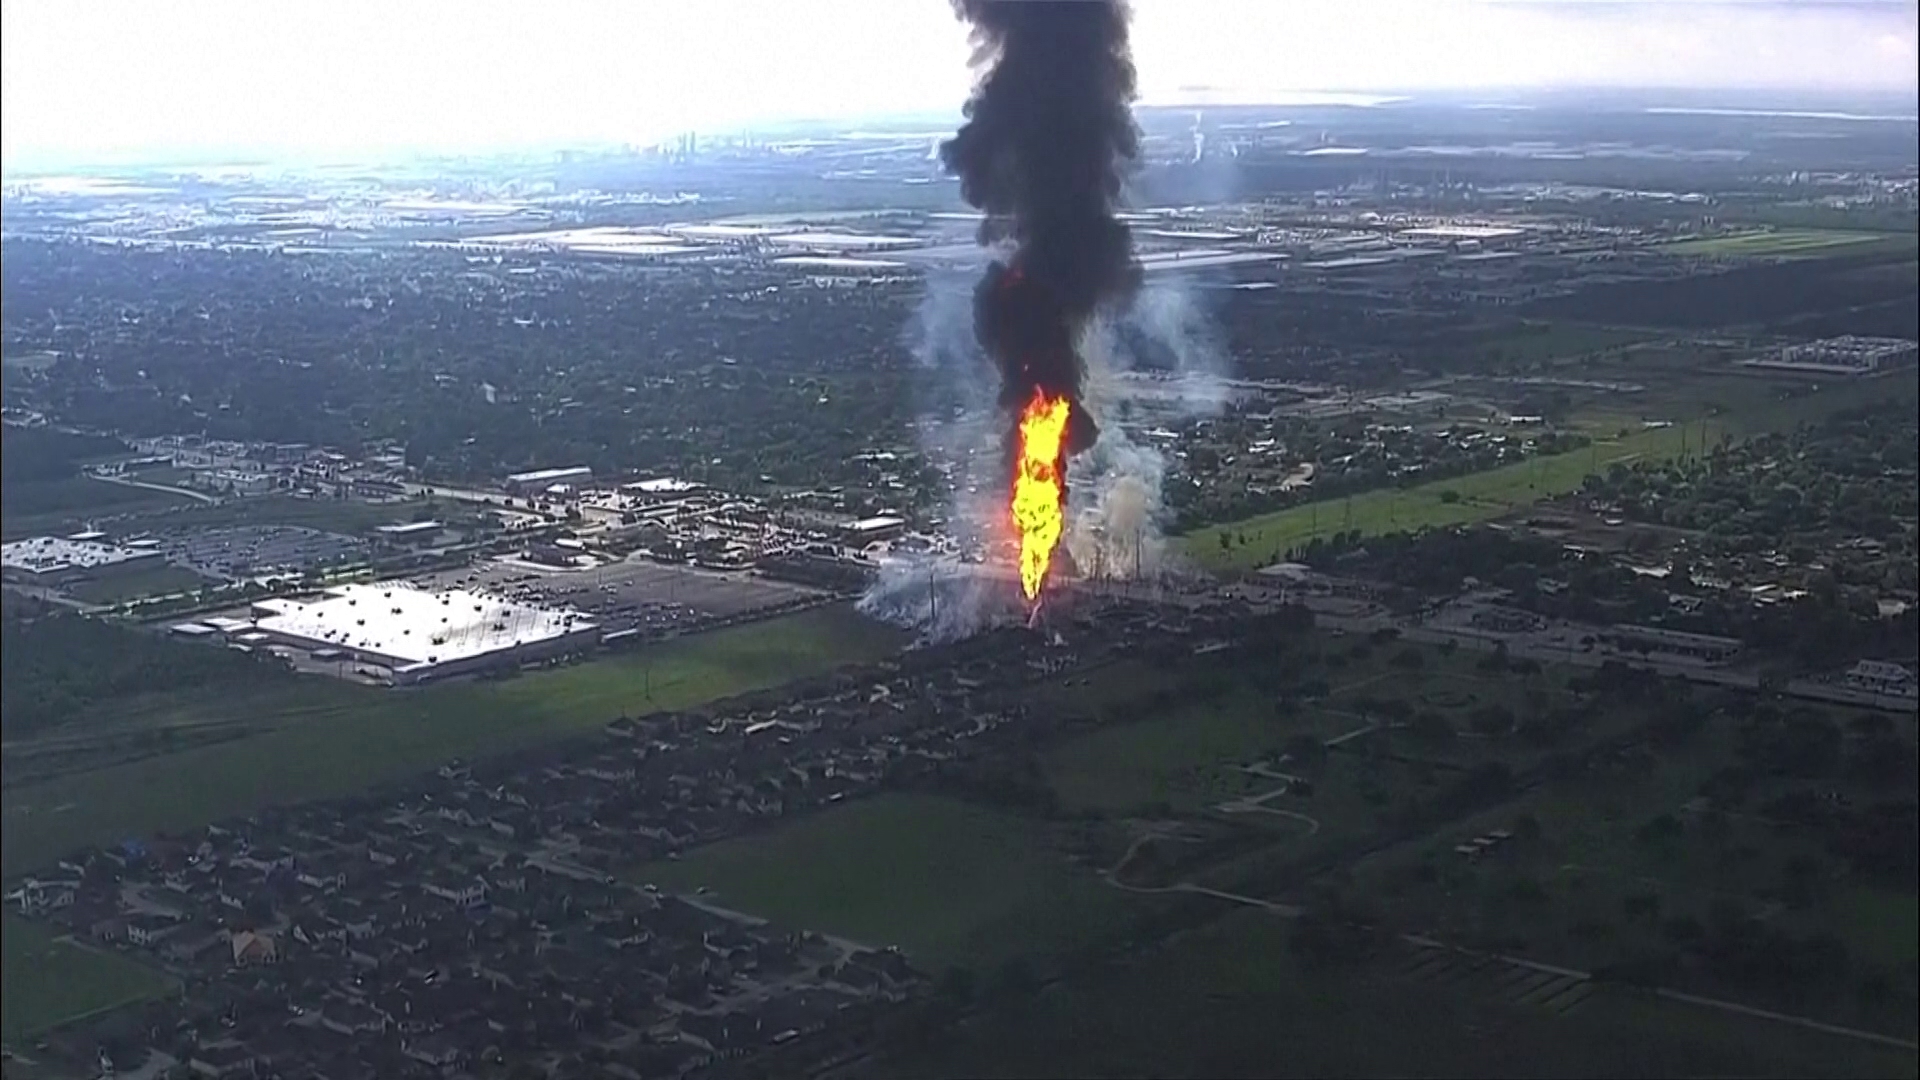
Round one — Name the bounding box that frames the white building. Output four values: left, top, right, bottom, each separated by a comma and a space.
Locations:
506, 465, 593, 494
1741, 336, 1918, 377
243, 580, 597, 684
1844, 660, 1918, 699
2, 535, 164, 584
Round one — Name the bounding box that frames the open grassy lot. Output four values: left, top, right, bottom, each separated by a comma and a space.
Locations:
1046, 687, 1337, 814
1661, 229, 1900, 260
1446, 321, 1659, 366
1183, 423, 1688, 573
631, 793, 1135, 971
1, 605, 902, 877
1349, 713, 1920, 1043
1, 916, 175, 1042
154, 494, 449, 534
64, 564, 213, 606
871, 907, 1912, 1079
1, 477, 198, 539
1183, 363, 1919, 575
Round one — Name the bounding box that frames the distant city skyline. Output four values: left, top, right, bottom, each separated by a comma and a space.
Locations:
4, 0, 1915, 171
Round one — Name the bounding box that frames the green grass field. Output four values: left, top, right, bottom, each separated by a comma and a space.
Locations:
156, 495, 444, 534
632, 793, 1135, 971
875, 907, 1913, 1079
1, 605, 902, 877
1453, 322, 1658, 366
64, 564, 212, 606
1, 916, 176, 1041
1182, 424, 1688, 573
1045, 686, 1376, 816
1660, 229, 1896, 260
1182, 363, 1920, 576
1350, 713, 1920, 1043
1, 477, 198, 539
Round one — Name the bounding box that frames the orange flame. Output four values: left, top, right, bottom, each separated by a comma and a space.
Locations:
1012, 390, 1071, 602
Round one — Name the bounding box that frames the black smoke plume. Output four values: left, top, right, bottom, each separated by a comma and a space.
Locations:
941, 0, 1141, 460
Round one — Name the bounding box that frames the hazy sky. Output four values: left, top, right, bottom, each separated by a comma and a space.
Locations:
3, 0, 1915, 168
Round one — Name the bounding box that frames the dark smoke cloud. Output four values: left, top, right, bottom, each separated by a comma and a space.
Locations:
940, 0, 1142, 458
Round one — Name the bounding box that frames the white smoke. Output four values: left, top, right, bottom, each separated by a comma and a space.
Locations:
1063, 277, 1230, 584
862, 264, 1233, 636
857, 554, 1022, 644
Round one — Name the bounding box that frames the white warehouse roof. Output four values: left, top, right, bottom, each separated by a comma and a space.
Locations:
253, 581, 594, 668
2, 536, 160, 575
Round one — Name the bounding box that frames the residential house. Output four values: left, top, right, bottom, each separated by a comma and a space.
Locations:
163, 923, 230, 963
1845, 659, 1918, 698
230, 930, 280, 967
402, 1037, 464, 1071
319, 1002, 389, 1037
8, 879, 77, 915
188, 1041, 256, 1079
126, 914, 182, 947
423, 877, 487, 909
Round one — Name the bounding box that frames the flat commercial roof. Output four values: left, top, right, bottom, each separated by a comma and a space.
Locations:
2, 536, 160, 575
847, 515, 908, 533
624, 477, 702, 494
375, 521, 444, 535
254, 581, 595, 668
1304, 256, 1396, 270
507, 466, 592, 485
1400, 225, 1527, 240
771, 256, 908, 270
1140, 250, 1286, 273
764, 232, 921, 250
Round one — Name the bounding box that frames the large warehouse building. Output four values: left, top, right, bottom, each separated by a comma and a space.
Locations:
240, 581, 597, 684
2, 535, 165, 585
1740, 335, 1918, 377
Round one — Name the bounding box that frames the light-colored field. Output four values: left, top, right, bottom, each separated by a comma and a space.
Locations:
1660, 229, 1888, 259
1182, 424, 1687, 574
1181, 364, 1920, 576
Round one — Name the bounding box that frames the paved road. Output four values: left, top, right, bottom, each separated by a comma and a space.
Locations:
90, 469, 217, 503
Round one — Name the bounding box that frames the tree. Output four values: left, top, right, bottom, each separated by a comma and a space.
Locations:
1468, 704, 1515, 738
1779, 854, 1826, 909
1622, 891, 1662, 924
1282, 733, 1327, 769
1634, 814, 1684, 845
937, 966, 976, 1003
1409, 709, 1454, 742
1512, 813, 1543, 843
995, 958, 1039, 997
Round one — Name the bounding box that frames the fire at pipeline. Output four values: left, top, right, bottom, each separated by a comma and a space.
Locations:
1011, 389, 1071, 600
940, 0, 1141, 606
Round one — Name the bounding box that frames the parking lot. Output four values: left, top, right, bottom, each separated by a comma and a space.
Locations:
151, 524, 368, 581
412, 555, 824, 636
